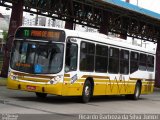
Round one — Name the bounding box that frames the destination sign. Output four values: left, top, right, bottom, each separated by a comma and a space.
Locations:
15, 27, 65, 42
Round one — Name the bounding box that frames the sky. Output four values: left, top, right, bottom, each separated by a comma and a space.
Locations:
121, 0, 160, 13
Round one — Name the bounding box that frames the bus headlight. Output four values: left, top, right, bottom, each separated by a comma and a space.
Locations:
10, 75, 18, 80
48, 75, 63, 84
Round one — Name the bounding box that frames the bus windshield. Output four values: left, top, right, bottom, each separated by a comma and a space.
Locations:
10, 40, 64, 74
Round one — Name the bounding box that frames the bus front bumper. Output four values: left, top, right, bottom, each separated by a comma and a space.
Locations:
7, 78, 63, 95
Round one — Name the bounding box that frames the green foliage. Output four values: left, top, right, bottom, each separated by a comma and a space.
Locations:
2, 31, 8, 42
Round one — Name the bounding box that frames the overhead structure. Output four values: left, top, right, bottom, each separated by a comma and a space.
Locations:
1, 0, 160, 87
0, 0, 160, 42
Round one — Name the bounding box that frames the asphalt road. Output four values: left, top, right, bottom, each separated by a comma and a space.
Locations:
0, 86, 160, 120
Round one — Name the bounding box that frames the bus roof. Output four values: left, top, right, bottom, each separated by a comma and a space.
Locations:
65, 28, 156, 55
18, 26, 156, 55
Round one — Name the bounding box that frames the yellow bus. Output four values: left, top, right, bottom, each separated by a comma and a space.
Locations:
7, 26, 155, 103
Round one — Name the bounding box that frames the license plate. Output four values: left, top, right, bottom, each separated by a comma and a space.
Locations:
27, 85, 36, 90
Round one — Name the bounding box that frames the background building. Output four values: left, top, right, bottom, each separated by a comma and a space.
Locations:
0, 13, 9, 52
0, 13, 9, 31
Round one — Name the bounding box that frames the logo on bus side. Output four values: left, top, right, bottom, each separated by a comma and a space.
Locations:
71, 74, 78, 84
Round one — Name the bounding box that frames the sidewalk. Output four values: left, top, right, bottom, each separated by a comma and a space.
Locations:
0, 77, 7, 86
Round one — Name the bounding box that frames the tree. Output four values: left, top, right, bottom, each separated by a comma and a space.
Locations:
2, 31, 8, 42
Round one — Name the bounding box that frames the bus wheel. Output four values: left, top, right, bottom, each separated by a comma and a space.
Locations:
35, 92, 47, 98
133, 82, 141, 100
82, 80, 92, 103
126, 82, 141, 100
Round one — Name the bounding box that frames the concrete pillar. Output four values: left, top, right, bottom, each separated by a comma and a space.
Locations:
155, 40, 160, 87
0, 0, 23, 77
65, 0, 74, 30
99, 11, 109, 35
65, 20, 74, 30
120, 34, 127, 40
120, 18, 128, 40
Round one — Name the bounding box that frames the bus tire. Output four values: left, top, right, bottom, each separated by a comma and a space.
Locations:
82, 80, 92, 103
35, 92, 47, 98
126, 82, 141, 100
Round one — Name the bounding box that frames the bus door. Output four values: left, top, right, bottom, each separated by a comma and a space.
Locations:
62, 40, 79, 95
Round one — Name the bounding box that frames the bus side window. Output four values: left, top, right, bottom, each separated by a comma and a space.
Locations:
147, 55, 154, 72
139, 53, 147, 71
108, 47, 120, 74
80, 42, 95, 71
65, 42, 78, 72
130, 51, 139, 73
120, 50, 129, 74
95, 44, 108, 73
